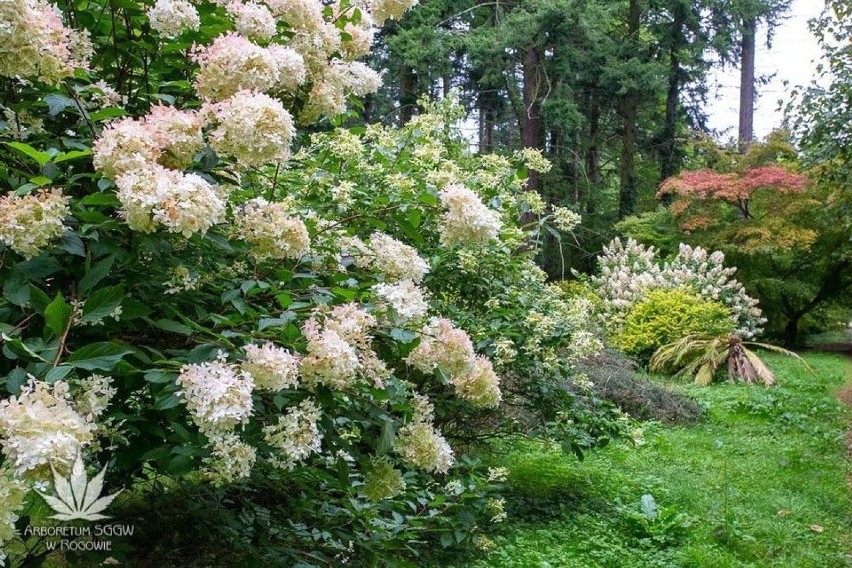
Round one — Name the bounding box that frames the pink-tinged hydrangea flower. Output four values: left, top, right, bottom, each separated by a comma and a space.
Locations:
0, 0, 89, 83
147, 0, 200, 38
115, 166, 227, 236
266, 44, 307, 93
323, 303, 376, 348
438, 183, 502, 246
406, 317, 476, 377
93, 117, 161, 178
207, 90, 295, 167
176, 353, 255, 434
263, 399, 323, 470
192, 33, 279, 101
227, 1, 277, 41
0, 378, 96, 477
0, 188, 70, 259
340, 21, 375, 60
372, 280, 428, 321
354, 231, 430, 283
451, 356, 501, 408
394, 420, 453, 474
369, 0, 418, 23
299, 327, 361, 390
242, 342, 300, 391
145, 105, 205, 170
233, 197, 310, 261
299, 78, 347, 123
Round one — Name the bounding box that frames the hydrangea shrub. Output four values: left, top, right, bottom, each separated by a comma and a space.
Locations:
0, 1, 617, 561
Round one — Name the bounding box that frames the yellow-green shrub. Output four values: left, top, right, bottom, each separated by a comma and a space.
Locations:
613, 289, 735, 360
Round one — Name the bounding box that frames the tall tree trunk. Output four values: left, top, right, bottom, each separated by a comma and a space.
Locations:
782, 314, 801, 348
522, 46, 543, 191
586, 99, 600, 215
442, 74, 451, 97
660, 5, 686, 194
618, 0, 641, 219
400, 64, 417, 124
478, 95, 496, 154
738, 17, 756, 149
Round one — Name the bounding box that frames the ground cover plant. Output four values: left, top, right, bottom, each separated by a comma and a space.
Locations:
446, 352, 851, 568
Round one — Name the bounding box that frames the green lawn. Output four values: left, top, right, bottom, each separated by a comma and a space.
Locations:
451, 352, 851, 568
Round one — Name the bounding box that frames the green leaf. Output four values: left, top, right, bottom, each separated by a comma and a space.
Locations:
82, 285, 125, 322
155, 392, 182, 410
28, 285, 51, 313
79, 255, 116, 294
376, 420, 395, 455
80, 193, 121, 207
88, 107, 128, 122
67, 342, 133, 371
58, 232, 86, 257
43, 94, 77, 117
44, 293, 72, 338
45, 365, 73, 383
144, 370, 176, 384
155, 319, 192, 335
6, 142, 50, 166
53, 149, 93, 163
4, 367, 27, 395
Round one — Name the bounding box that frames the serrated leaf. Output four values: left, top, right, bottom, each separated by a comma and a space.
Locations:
82, 285, 124, 322
78, 254, 116, 293
67, 342, 132, 371
44, 293, 72, 338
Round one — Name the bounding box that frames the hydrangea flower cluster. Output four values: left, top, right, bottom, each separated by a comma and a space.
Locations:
263, 398, 323, 470
438, 184, 502, 246
363, 458, 406, 501
242, 342, 301, 391
176, 353, 255, 435
394, 401, 454, 474
351, 231, 431, 283
233, 197, 310, 261
0, 0, 91, 83
372, 280, 429, 321
0, 378, 96, 477
0, 468, 27, 566
592, 238, 765, 338
204, 431, 257, 485
450, 356, 502, 409
0, 188, 70, 259
407, 317, 476, 377
147, 0, 200, 38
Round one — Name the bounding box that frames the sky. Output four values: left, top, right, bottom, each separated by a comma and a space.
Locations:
705, 0, 825, 140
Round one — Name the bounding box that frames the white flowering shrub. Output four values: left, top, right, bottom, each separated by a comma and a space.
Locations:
0, 2, 617, 562
592, 238, 766, 339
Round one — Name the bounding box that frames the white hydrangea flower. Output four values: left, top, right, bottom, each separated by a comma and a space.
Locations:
176, 353, 255, 434
299, 326, 361, 390
263, 398, 323, 470
242, 342, 300, 391
451, 356, 502, 408
207, 90, 295, 167
147, 0, 200, 38
115, 166, 227, 237
370, 0, 418, 23
192, 33, 279, 101
394, 419, 453, 474
0, 378, 96, 476
93, 116, 161, 178
406, 317, 476, 377
204, 431, 257, 485
266, 45, 307, 93
552, 206, 581, 232
355, 231, 430, 283
372, 280, 428, 321
232, 197, 310, 261
327, 60, 382, 96
227, 1, 277, 41
75, 375, 116, 419
0, 188, 70, 259
145, 105, 205, 170
438, 183, 502, 246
